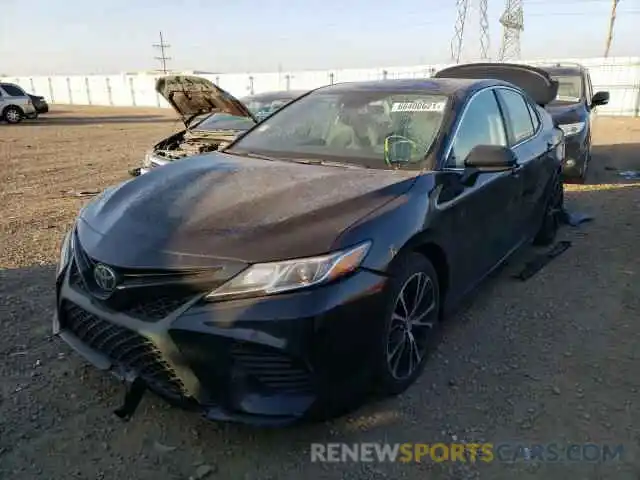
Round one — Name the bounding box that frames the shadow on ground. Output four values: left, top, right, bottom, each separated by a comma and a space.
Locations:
589, 142, 640, 184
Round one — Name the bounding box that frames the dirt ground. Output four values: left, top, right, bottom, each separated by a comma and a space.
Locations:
0, 106, 639, 480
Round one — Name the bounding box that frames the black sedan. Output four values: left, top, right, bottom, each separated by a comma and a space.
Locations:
54, 66, 565, 426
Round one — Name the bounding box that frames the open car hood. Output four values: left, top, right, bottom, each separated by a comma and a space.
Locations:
155, 75, 257, 127
434, 63, 559, 106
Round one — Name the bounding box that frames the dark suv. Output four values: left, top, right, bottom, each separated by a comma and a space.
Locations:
538, 63, 609, 182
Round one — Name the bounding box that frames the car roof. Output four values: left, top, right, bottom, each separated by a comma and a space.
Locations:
315, 78, 500, 96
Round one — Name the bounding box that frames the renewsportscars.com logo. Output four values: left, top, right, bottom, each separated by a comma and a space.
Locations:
310, 443, 624, 464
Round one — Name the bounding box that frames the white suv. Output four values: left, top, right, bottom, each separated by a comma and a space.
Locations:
0, 83, 37, 124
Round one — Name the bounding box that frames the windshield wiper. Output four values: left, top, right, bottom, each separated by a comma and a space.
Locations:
284, 158, 370, 169
230, 150, 280, 162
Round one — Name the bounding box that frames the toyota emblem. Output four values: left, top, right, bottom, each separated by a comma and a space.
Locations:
93, 264, 117, 292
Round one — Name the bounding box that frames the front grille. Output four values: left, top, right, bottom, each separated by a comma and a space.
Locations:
121, 294, 193, 321
231, 341, 313, 394
61, 301, 187, 400
68, 258, 194, 321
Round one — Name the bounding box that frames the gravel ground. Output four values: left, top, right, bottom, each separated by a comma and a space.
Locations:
0, 106, 639, 480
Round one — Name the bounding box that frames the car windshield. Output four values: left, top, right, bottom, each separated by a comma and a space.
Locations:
551, 75, 583, 102
228, 90, 448, 170
192, 112, 255, 132
243, 97, 294, 121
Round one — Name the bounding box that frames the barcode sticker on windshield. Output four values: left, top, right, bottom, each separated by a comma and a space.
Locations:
391, 101, 446, 112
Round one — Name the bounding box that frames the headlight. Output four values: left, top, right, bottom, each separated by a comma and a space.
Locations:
206, 241, 371, 300
558, 122, 585, 137
57, 231, 73, 277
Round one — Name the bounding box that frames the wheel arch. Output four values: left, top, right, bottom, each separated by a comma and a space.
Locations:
413, 242, 449, 308
2, 103, 24, 117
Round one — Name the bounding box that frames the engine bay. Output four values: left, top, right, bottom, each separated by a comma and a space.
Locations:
153, 130, 238, 160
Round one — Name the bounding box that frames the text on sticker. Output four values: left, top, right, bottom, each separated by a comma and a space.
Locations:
391, 101, 446, 112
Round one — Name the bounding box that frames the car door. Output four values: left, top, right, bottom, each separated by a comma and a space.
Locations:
437, 87, 521, 288
494, 87, 550, 241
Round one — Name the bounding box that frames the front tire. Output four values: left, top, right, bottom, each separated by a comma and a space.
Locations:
374, 253, 440, 396
3, 106, 24, 124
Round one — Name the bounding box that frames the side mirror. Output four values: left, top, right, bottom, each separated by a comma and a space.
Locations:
459, 145, 517, 185
591, 91, 609, 107
464, 144, 517, 169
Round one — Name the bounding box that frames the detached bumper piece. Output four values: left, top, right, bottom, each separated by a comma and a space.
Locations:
513, 240, 572, 281
59, 300, 191, 405
114, 377, 147, 421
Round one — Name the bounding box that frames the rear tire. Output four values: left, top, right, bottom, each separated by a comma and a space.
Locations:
374, 253, 440, 396
534, 174, 564, 246
3, 106, 24, 124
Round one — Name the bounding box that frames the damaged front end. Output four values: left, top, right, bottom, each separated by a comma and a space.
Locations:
134, 74, 258, 176
141, 129, 239, 174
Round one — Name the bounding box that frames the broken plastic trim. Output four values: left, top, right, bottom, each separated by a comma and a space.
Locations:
559, 207, 593, 227
113, 377, 147, 421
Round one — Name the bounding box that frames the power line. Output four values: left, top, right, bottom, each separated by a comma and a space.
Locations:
153, 31, 171, 74
527, 0, 610, 3
527, 9, 639, 15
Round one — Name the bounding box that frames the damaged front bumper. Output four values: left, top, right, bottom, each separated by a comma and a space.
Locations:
53, 257, 388, 426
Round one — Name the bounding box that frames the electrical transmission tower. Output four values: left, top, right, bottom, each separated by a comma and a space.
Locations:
153, 31, 172, 74
451, 0, 469, 63
451, 0, 491, 63
498, 0, 524, 62
604, 0, 620, 57
479, 0, 490, 60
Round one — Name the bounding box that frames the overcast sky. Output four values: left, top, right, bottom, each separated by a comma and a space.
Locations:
1, 0, 638, 75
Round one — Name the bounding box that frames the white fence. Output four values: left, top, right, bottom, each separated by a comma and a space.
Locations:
3, 57, 639, 116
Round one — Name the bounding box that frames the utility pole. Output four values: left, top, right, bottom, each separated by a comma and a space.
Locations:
479, 0, 490, 60
604, 0, 620, 58
498, 0, 524, 61
153, 31, 171, 74
451, 0, 470, 63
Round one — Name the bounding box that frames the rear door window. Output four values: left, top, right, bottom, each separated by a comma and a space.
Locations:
496, 88, 535, 144
526, 102, 540, 132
